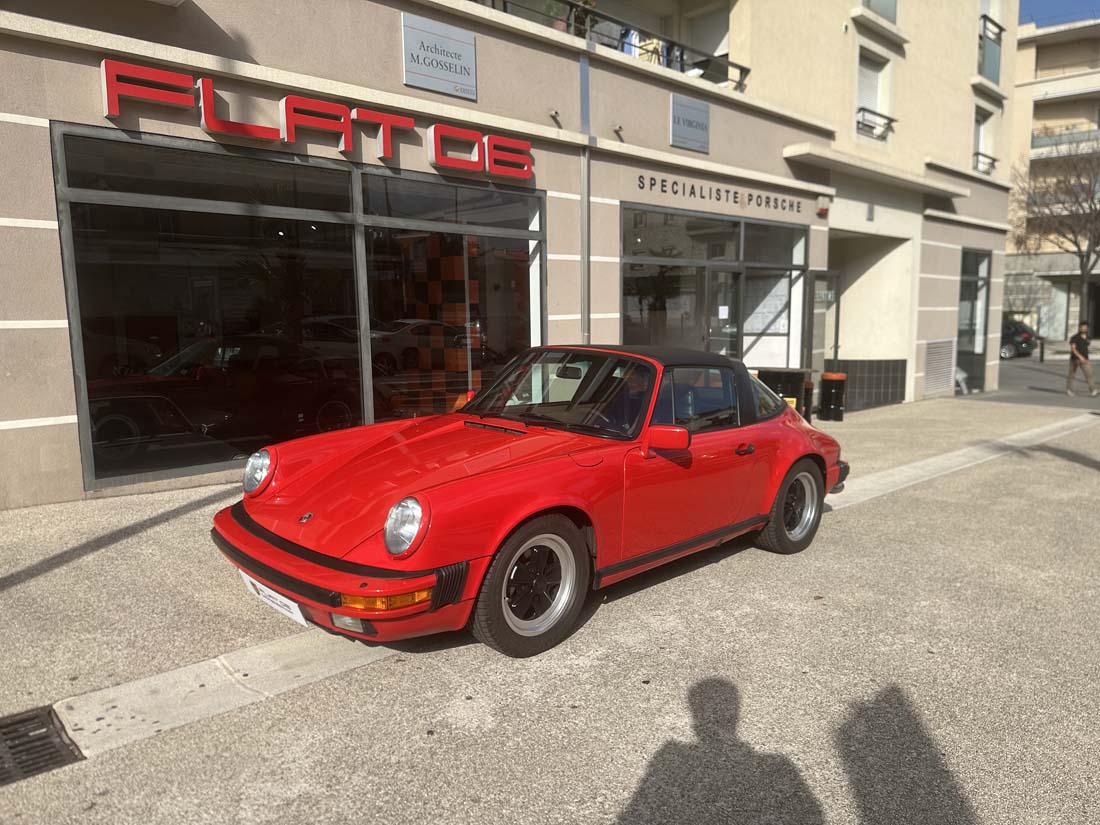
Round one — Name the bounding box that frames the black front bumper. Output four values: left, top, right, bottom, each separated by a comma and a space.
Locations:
830, 460, 850, 494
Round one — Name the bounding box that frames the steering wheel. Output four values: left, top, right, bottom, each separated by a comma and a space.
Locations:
588, 409, 623, 431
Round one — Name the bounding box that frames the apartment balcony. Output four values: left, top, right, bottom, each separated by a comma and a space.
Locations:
977, 15, 1004, 85
856, 107, 896, 140
972, 152, 997, 175
474, 0, 750, 91
1031, 125, 1100, 151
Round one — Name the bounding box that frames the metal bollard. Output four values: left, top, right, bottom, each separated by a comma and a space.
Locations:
1039, 337, 1045, 363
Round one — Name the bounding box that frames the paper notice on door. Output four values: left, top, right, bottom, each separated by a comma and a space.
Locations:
718, 305, 729, 320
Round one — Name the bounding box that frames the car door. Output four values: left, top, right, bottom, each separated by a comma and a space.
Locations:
734, 371, 791, 519
621, 365, 758, 561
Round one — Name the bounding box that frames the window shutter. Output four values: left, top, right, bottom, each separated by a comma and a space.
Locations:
858, 55, 881, 111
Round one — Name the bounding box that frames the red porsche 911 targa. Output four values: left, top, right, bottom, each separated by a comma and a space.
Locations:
212, 346, 849, 657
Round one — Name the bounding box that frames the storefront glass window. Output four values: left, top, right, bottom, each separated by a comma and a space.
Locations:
621, 208, 738, 261
57, 128, 542, 487
366, 230, 532, 419
620, 206, 806, 366
72, 204, 359, 479
743, 223, 806, 266
64, 136, 351, 212
364, 174, 540, 230
622, 264, 705, 350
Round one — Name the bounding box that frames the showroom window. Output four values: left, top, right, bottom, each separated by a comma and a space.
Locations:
620, 206, 807, 366
55, 126, 543, 487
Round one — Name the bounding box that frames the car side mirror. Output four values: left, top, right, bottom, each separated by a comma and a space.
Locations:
645, 424, 690, 455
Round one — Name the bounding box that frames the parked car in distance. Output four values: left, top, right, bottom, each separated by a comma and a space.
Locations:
1001, 319, 1038, 360
212, 346, 849, 657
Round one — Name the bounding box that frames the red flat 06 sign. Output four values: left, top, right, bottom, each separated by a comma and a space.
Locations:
100, 59, 534, 181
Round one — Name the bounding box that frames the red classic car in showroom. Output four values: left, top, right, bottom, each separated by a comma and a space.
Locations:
212, 346, 849, 657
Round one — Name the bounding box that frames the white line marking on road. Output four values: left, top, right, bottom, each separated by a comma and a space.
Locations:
828, 414, 1099, 511
54, 629, 393, 757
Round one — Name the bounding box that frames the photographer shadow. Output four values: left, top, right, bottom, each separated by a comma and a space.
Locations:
836, 685, 978, 825
618, 677, 824, 825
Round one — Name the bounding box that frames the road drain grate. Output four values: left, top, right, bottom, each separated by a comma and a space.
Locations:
0, 706, 83, 787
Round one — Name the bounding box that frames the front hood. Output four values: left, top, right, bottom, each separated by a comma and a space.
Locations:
246, 415, 589, 557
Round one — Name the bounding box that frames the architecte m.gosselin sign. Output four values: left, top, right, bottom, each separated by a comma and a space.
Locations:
402, 13, 478, 102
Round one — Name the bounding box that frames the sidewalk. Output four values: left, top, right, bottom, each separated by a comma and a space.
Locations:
813, 394, 1091, 476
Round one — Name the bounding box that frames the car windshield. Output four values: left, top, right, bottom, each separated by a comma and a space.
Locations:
465, 349, 656, 438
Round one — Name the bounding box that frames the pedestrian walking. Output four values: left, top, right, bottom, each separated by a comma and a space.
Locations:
1067, 321, 1098, 397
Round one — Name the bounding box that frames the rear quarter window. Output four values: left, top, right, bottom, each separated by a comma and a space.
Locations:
751, 375, 786, 420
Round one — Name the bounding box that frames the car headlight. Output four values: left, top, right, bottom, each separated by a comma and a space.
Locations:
384, 497, 423, 555
243, 449, 272, 494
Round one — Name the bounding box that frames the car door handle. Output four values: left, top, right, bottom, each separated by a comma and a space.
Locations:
735, 444, 755, 456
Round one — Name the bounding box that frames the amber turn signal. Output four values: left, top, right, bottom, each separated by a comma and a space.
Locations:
340, 588, 433, 611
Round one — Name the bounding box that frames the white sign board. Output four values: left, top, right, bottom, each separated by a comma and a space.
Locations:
402, 13, 477, 101
670, 93, 710, 154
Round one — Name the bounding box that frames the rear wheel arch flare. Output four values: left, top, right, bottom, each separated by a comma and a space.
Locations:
800, 453, 826, 484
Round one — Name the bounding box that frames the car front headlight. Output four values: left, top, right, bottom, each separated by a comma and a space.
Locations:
243, 449, 272, 494
384, 497, 423, 555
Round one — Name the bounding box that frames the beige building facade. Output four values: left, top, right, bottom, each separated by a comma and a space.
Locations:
1008, 17, 1100, 336
0, 0, 1015, 509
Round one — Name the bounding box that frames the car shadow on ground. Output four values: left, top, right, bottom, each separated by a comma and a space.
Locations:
616, 678, 978, 825
378, 536, 763, 657
0, 487, 239, 594
972, 436, 1100, 473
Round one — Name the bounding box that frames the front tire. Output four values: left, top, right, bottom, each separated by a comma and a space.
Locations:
471, 515, 591, 657
1000, 343, 1016, 360
755, 459, 824, 555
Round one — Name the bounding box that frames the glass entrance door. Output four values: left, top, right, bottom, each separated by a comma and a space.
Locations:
705, 268, 740, 357
956, 250, 990, 394
812, 273, 840, 377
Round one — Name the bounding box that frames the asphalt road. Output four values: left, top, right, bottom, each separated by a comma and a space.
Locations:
967, 353, 1100, 410
1, 398, 1098, 824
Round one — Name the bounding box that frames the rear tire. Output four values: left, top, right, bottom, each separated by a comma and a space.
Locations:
471, 515, 591, 657
755, 459, 824, 555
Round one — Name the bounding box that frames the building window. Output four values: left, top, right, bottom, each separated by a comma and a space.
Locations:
973, 107, 996, 174
862, 0, 897, 25
978, 1, 1004, 85
56, 127, 543, 487
620, 206, 807, 367
856, 51, 895, 140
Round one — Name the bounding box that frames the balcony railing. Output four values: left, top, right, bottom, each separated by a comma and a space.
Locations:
1031, 126, 1100, 149
977, 15, 1004, 84
862, 0, 897, 24
856, 107, 896, 140
973, 152, 997, 174
475, 0, 750, 91
1036, 57, 1100, 79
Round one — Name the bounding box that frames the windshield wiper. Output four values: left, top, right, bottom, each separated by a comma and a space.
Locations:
463, 419, 526, 435
510, 412, 611, 436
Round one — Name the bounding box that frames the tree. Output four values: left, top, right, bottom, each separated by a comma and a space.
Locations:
1010, 128, 1100, 328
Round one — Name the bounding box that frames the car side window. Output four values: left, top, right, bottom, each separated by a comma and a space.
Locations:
651, 367, 738, 432
651, 374, 675, 425
751, 375, 785, 419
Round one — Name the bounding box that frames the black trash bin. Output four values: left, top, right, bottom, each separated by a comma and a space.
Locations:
756, 368, 810, 419
820, 372, 847, 421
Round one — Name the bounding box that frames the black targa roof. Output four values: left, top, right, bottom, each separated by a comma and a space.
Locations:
542, 345, 742, 369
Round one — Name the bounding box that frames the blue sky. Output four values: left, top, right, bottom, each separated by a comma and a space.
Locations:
1019, 0, 1100, 25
